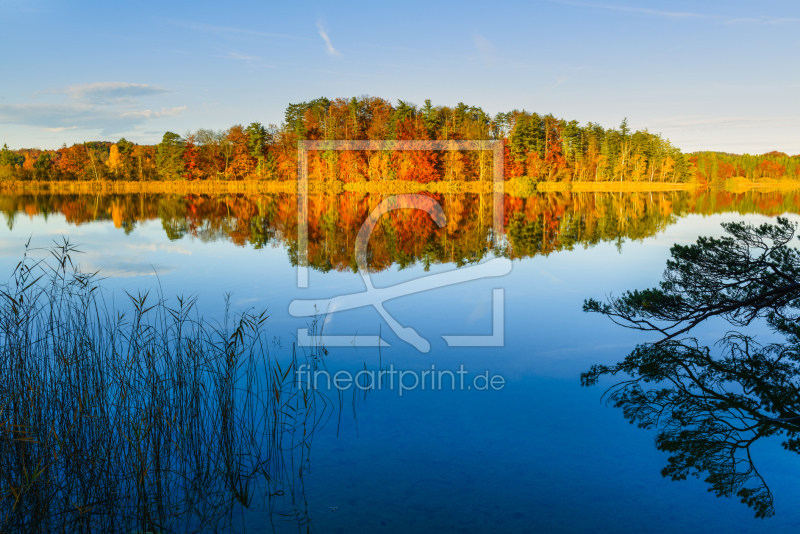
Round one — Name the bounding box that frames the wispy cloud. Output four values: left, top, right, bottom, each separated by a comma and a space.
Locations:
548, 0, 709, 19
720, 15, 800, 25
211, 52, 276, 68
466, 34, 534, 70
316, 21, 341, 58
544, 77, 569, 92
547, 0, 800, 24
221, 52, 260, 61
647, 115, 800, 152
377, 63, 435, 72
119, 107, 186, 119
472, 34, 495, 64
650, 116, 800, 129
165, 19, 304, 40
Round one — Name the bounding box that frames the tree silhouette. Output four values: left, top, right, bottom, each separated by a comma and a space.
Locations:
583, 217, 800, 518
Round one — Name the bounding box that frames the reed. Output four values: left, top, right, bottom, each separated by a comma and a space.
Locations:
0, 240, 329, 533
722, 176, 800, 193
0, 180, 298, 196
0, 177, 736, 197
536, 180, 699, 193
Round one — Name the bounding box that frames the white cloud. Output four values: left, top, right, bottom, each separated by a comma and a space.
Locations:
316, 21, 342, 58
120, 107, 186, 119
125, 242, 193, 255
64, 82, 171, 104
0, 103, 185, 136
43, 126, 80, 132
77, 260, 177, 278
0, 82, 184, 137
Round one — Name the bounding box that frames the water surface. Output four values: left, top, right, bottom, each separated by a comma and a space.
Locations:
2, 189, 800, 532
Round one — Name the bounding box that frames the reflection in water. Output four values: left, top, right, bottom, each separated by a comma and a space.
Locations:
2, 190, 800, 272
0, 243, 336, 532
3, 190, 800, 528
584, 336, 800, 519
582, 218, 800, 519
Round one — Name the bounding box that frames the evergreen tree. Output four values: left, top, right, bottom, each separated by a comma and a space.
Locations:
0, 144, 23, 167
245, 122, 268, 177
156, 132, 185, 180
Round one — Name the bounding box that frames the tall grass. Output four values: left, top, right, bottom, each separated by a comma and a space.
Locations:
0, 240, 329, 533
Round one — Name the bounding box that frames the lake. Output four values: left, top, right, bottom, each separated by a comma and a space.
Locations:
2, 189, 800, 532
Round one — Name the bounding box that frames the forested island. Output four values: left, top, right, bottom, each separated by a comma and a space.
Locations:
1, 96, 798, 185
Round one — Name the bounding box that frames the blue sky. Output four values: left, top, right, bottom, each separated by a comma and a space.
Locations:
1, 0, 798, 153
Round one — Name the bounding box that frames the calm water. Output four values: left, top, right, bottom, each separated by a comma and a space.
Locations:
2, 190, 800, 532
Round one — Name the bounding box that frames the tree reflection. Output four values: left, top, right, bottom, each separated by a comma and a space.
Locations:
1, 190, 799, 273
583, 218, 800, 518
583, 335, 800, 518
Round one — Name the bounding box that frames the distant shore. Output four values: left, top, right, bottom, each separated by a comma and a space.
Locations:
1, 177, 798, 196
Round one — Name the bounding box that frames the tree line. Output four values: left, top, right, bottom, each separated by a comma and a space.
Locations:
1, 96, 798, 183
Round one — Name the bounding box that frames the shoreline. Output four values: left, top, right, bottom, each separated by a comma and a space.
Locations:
0, 178, 798, 196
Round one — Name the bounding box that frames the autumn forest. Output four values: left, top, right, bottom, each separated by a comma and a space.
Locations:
2, 96, 799, 185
